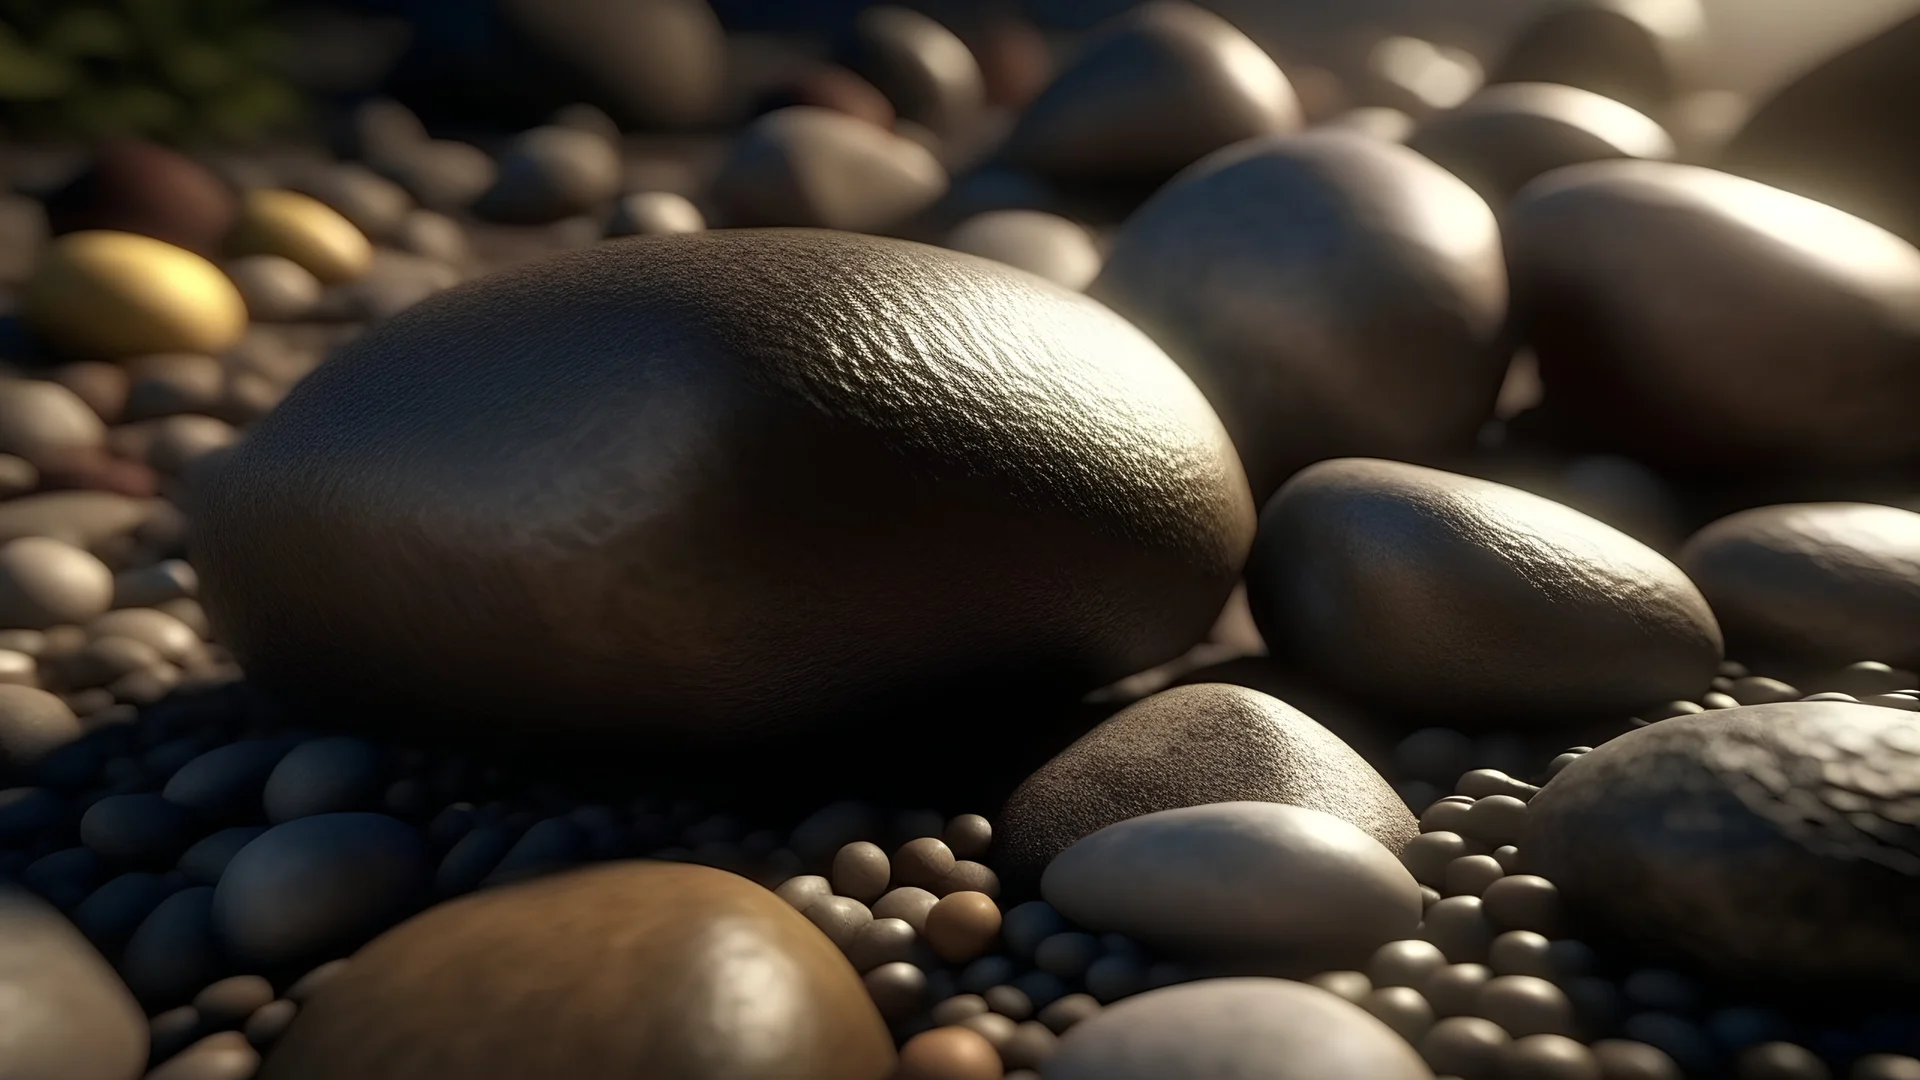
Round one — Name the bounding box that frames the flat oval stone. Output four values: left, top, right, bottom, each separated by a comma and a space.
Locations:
195, 229, 1253, 749
1246, 458, 1722, 725
226, 190, 373, 286
262, 737, 385, 823
163, 739, 299, 822
0, 378, 107, 468
0, 685, 82, 771
122, 885, 224, 1010
82, 793, 201, 869
0, 491, 161, 554
21, 231, 248, 360
254, 861, 895, 1080
1090, 130, 1506, 498
1003, 1, 1301, 186
473, 126, 622, 226
1485, 0, 1705, 114
712, 108, 949, 232
122, 353, 226, 422
0, 885, 148, 1080
604, 192, 706, 238
213, 813, 431, 970
225, 256, 322, 323
1406, 82, 1675, 206
287, 164, 413, 243
837, 6, 985, 138
44, 140, 238, 258
176, 826, 268, 886
945, 210, 1102, 291
999, 683, 1415, 891
1679, 503, 1920, 673
1044, 976, 1433, 1080
1522, 703, 1920, 992
0, 536, 113, 629
1506, 160, 1920, 473
1041, 802, 1421, 973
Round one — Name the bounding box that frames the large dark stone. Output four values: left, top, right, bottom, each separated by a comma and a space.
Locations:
996, 682, 1416, 893
1091, 131, 1507, 499
256, 861, 895, 1080
1717, 13, 1920, 247
1000, 1, 1302, 187
1678, 502, 1920, 673
381, 0, 726, 132
1506, 160, 1920, 475
1246, 458, 1722, 726
0, 886, 148, 1080
194, 229, 1253, 752
1522, 703, 1920, 994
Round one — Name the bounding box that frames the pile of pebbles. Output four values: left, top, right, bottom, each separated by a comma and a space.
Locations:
3, 1, 1920, 1079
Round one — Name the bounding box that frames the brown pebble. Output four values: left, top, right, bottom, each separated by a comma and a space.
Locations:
1738, 1042, 1831, 1080
1591, 1039, 1683, 1080
1036, 993, 1100, 1034
284, 959, 350, 1003
894, 1025, 1002, 1080
192, 974, 275, 1026
1000, 1020, 1058, 1070
894, 836, 957, 890
1307, 970, 1372, 1004
243, 999, 298, 1048
1363, 985, 1436, 1043
924, 891, 1001, 964
955, 1011, 1017, 1050
51, 362, 130, 424
942, 814, 992, 860
1371, 939, 1449, 988
1852, 1054, 1920, 1080
145, 1031, 259, 1080
929, 994, 989, 1026
833, 841, 892, 903
0, 455, 35, 499
775, 873, 833, 913
938, 860, 999, 899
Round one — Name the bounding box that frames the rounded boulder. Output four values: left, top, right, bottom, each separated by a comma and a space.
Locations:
0, 886, 149, 1080
255, 861, 895, 1080
1246, 458, 1722, 725
194, 229, 1253, 749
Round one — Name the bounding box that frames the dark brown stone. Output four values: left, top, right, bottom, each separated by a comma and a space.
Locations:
43, 142, 237, 259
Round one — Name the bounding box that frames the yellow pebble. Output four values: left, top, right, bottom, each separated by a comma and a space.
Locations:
226, 189, 373, 285
21, 231, 248, 360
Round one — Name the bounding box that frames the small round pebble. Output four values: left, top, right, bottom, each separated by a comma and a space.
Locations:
1482, 876, 1566, 936
1035, 931, 1100, 979
284, 958, 351, 1004
873, 885, 939, 932
1422, 800, 1477, 835
894, 836, 957, 890
956, 1011, 1018, 1050
603, 192, 705, 237
1038, 993, 1100, 1034
80, 792, 198, 867
225, 255, 322, 322
1423, 1015, 1513, 1080
260, 736, 384, 823
1372, 938, 1451, 988
895, 1025, 1004, 1080
1364, 985, 1437, 1043
1444, 854, 1505, 897
803, 894, 873, 950
959, 955, 1018, 994
831, 840, 891, 903
0, 537, 113, 630
150, 1004, 204, 1063
943, 814, 992, 860
1504, 1033, 1603, 1080
931, 993, 990, 1026
193, 974, 274, 1027
1403, 831, 1474, 888
1010, 970, 1068, 1010
1462, 796, 1528, 847
1853, 1056, 1920, 1080
1591, 1039, 1684, 1080
0, 684, 82, 770
1738, 1042, 1833, 1080
1001, 1020, 1059, 1070
1489, 930, 1556, 978
775, 873, 832, 914
1309, 970, 1374, 1004
243, 999, 297, 1047
1622, 1014, 1717, 1076
1424, 963, 1493, 1018
862, 960, 927, 1022
145, 1030, 258, 1080
939, 860, 999, 898
985, 984, 1034, 1021
1457, 769, 1538, 800
1422, 896, 1496, 964
846, 916, 917, 972
1082, 954, 1146, 1003
1477, 975, 1577, 1037
925, 891, 1001, 964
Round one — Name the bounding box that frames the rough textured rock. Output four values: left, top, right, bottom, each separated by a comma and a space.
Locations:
255, 861, 895, 1080
837, 6, 985, 138
43, 141, 237, 258
1716, 13, 1920, 247
1247, 458, 1722, 725
1522, 703, 1920, 992
1507, 160, 1920, 474
1406, 82, 1675, 205
712, 107, 949, 233
1091, 131, 1506, 498
1678, 503, 1920, 672
194, 229, 1253, 751
1045, 977, 1435, 1080
383, 0, 725, 132
1001, 1, 1302, 185
0, 886, 149, 1080
998, 683, 1415, 891
1485, 0, 1705, 114
1042, 803, 1422, 973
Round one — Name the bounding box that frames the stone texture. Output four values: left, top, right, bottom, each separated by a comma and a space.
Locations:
1245, 458, 1722, 725
998, 682, 1415, 891
0, 885, 148, 1080
1044, 977, 1434, 1080
1679, 503, 1920, 673
255, 861, 895, 1080
1091, 130, 1506, 498
712, 108, 948, 233
1523, 703, 1920, 992
1506, 160, 1920, 474
194, 230, 1253, 751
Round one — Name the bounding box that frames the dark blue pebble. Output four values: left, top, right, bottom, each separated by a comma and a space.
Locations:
382, 779, 427, 817
30, 737, 109, 792
1708, 1006, 1795, 1055
177, 826, 269, 886
72, 871, 187, 959
81, 793, 201, 868
482, 816, 585, 887
1625, 1012, 1720, 1075
1011, 969, 1070, 1009
426, 803, 477, 850
434, 825, 514, 898
961, 955, 1020, 995
163, 739, 299, 822
24, 845, 106, 910
122, 885, 226, 1011
142, 737, 221, 785
262, 736, 386, 823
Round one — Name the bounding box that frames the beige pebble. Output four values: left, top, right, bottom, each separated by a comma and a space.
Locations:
0, 378, 106, 467
0, 649, 34, 686
156, 598, 211, 637
873, 886, 940, 933
225, 253, 323, 322
147, 414, 238, 474
66, 634, 163, 688
831, 840, 892, 903
88, 607, 201, 663
0, 629, 45, 656
226, 189, 374, 285
144, 1030, 259, 1080
894, 836, 957, 890
107, 662, 179, 705
0, 537, 113, 629
111, 560, 198, 610
49, 362, 129, 424
122, 353, 226, 422
938, 860, 1000, 899
0, 454, 36, 499
21, 232, 248, 359
0, 683, 81, 767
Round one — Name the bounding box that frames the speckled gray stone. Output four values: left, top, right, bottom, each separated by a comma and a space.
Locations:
1000, 682, 1416, 890
1523, 702, 1920, 991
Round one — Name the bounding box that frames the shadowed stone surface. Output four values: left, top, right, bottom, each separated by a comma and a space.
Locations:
0, 885, 148, 1080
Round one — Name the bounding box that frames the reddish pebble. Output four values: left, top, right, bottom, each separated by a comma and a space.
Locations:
893, 1025, 1003, 1080
924, 891, 1001, 964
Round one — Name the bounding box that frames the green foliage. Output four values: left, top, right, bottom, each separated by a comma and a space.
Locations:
0, 0, 304, 143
